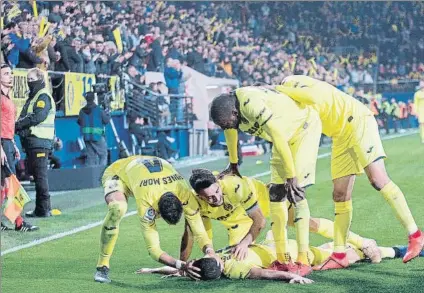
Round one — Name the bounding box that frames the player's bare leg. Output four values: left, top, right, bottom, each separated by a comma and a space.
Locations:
94, 191, 128, 283
365, 159, 423, 263
314, 175, 355, 271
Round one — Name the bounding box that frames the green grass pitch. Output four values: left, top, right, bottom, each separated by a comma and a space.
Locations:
1, 134, 424, 293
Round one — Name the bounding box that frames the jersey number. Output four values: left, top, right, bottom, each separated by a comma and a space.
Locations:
141, 158, 163, 173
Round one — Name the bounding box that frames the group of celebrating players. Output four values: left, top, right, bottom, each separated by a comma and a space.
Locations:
93, 75, 424, 285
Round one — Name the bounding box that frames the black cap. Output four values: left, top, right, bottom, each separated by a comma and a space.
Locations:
84, 92, 95, 102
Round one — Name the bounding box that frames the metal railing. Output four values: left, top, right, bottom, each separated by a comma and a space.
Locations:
125, 79, 194, 128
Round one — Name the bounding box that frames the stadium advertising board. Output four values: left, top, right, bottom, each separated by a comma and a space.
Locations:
65, 72, 96, 116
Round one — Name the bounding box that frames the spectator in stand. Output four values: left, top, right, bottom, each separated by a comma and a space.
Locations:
82, 44, 97, 74
48, 4, 63, 24
68, 37, 83, 73
166, 39, 184, 62
186, 45, 204, 74
164, 58, 184, 124
146, 34, 164, 72
128, 114, 152, 148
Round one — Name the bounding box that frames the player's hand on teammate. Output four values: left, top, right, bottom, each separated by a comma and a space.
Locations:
285, 177, 305, 205
180, 260, 202, 280
289, 276, 314, 284
232, 239, 250, 261
218, 163, 242, 179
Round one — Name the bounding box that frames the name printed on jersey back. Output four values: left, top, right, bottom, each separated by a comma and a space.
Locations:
139, 173, 185, 187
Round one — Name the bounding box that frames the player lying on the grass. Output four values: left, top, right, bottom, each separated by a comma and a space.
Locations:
209, 86, 323, 276
94, 156, 221, 283
137, 230, 424, 282
275, 75, 424, 270
181, 169, 381, 276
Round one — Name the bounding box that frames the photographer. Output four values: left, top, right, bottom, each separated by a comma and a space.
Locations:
77, 92, 110, 166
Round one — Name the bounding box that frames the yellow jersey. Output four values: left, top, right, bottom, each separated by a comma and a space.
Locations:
103, 156, 211, 260
225, 86, 312, 178
414, 89, 424, 122
277, 75, 373, 137
220, 244, 276, 279
235, 86, 309, 142
198, 176, 269, 246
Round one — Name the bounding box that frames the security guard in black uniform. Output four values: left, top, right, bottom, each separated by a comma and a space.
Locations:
15, 68, 56, 218
77, 92, 110, 166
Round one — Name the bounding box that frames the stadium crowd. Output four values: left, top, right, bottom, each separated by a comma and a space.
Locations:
2, 1, 424, 88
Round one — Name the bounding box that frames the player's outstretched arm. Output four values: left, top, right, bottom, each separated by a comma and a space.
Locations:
179, 220, 194, 261
247, 268, 313, 284
136, 266, 179, 275
219, 129, 242, 179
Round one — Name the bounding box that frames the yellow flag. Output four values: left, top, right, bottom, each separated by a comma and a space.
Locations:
39, 17, 46, 36
32, 0, 38, 17
333, 68, 338, 81
0, 17, 3, 30
167, 14, 175, 26
113, 28, 123, 54
3, 174, 31, 223
309, 57, 317, 70
210, 15, 217, 24
41, 22, 50, 37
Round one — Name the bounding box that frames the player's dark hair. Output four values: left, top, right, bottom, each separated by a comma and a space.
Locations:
189, 169, 217, 193
209, 92, 238, 129
1, 63, 11, 70
158, 192, 182, 225
192, 258, 222, 281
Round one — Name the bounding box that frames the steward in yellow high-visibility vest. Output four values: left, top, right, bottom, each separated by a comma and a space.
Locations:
15, 68, 55, 218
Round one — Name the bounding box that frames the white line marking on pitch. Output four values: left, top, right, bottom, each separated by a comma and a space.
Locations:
1, 130, 417, 256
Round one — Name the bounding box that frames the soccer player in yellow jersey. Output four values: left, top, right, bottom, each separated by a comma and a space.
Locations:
276, 75, 424, 270
180, 169, 267, 262
137, 230, 422, 282
414, 81, 424, 143
180, 169, 381, 272
209, 86, 323, 276
94, 156, 220, 283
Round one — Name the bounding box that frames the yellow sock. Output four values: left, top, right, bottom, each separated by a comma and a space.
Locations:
295, 199, 310, 265
270, 201, 290, 263
316, 217, 364, 248
380, 181, 418, 234
309, 246, 332, 266
97, 201, 128, 268
379, 247, 396, 259
334, 200, 353, 253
